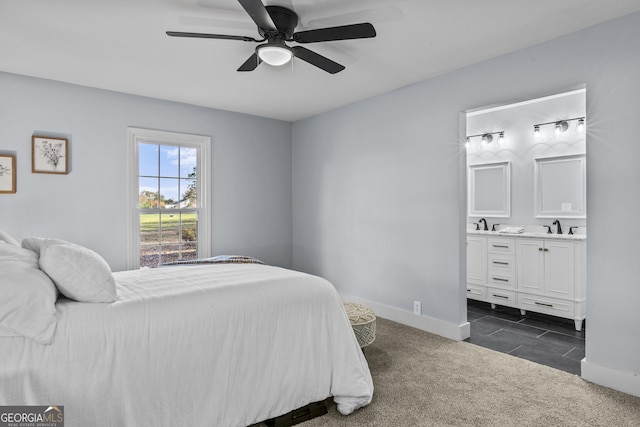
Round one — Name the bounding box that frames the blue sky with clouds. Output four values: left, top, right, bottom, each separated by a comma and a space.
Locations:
138, 143, 197, 204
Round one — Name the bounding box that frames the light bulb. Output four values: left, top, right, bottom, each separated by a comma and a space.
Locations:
258, 45, 292, 66
555, 121, 569, 136
576, 118, 585, 133
534, 125, 541, 139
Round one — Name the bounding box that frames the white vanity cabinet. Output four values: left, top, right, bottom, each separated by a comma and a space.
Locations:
466, 231, 586, 331
517, 239, 575, 298
516, 238, 586, 331
466, 235, 487, 301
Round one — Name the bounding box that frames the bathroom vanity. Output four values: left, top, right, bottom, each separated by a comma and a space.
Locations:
467, 230, 586, 331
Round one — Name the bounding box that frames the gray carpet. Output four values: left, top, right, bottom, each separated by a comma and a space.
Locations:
302, 318, 640, 426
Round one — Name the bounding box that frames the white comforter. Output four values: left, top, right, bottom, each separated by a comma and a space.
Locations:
0, 264, 373, 426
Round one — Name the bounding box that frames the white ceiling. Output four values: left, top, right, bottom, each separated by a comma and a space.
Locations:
3, 0, 640, 122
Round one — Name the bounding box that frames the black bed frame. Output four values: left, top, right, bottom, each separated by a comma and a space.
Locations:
264, 399, 329, 427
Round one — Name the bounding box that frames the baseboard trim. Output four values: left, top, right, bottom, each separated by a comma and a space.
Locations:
340, 294, 470, 341
581, 358, 640, 398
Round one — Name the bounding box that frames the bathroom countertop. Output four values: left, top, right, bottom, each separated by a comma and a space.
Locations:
467, 229, 586, 241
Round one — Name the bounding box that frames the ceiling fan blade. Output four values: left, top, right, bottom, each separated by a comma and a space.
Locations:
166, 31, 259, 42
291, 46, 344, 74
293, 23, 376, 43
178, 16, 256, 32
237, 0, 277, 31
237, 52, 261, 72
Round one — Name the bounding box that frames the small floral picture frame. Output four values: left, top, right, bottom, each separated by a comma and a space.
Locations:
0, 154, 16, 193
32, 136, 68, 174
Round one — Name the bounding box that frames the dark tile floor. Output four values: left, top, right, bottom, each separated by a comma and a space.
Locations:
465, 299, 585, 375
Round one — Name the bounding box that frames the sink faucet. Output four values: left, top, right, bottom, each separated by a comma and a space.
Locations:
553, 219, 563, 234
478, 218, 488, 231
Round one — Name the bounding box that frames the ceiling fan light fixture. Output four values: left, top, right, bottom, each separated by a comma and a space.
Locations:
257, 45, 292, 66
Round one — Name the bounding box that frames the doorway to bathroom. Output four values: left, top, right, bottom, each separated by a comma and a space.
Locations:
463, 88, 587, 374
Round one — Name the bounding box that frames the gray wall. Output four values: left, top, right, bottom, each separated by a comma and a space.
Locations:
293, 12, 640, 387
292, 82, 465, 326
0, 73, 293, 271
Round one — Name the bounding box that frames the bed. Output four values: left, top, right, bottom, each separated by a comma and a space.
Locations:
0, 235, 373, 426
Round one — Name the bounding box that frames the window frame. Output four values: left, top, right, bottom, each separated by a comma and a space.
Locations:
127, 127, 211, 269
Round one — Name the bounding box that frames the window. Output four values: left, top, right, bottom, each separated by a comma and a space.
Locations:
127, 128, 210, 269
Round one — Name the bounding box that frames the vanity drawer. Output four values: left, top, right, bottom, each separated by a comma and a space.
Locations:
488, 254, 515, 271
518, 293, 575, 318
487, 288, 517, 308
487, 238, 515, 255
466, 284, 486, 301
488, 271, 515, 289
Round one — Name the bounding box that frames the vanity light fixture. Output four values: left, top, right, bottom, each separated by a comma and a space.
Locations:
534, 125, 541, 139
533, 117, 586, 137
466, 131, 505, 148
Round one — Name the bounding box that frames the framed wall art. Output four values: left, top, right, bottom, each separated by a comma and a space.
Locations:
32, 135, 68, 174
0, 154, 16, 194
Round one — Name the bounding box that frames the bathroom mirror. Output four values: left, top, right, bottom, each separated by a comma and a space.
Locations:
468, 162, 511, 218
534, 155, 586, 218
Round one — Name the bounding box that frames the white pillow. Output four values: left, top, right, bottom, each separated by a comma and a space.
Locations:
0, 242, 58, 344
0, 230, 20, 247
38, 239, 117, 303
22, 237, 67, 256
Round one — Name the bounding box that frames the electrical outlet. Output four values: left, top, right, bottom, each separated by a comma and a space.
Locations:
413, 301, 421, 315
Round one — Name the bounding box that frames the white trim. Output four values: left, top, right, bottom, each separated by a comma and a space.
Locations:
126, 127, 211, 269
581, 358, 640, 398
340, 294, 470, 341
467, 88, 586, 117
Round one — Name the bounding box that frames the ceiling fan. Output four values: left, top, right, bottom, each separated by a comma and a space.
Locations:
166, 0, 377, 74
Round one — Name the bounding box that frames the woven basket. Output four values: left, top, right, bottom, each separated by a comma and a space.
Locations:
343, 302, 376, 347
